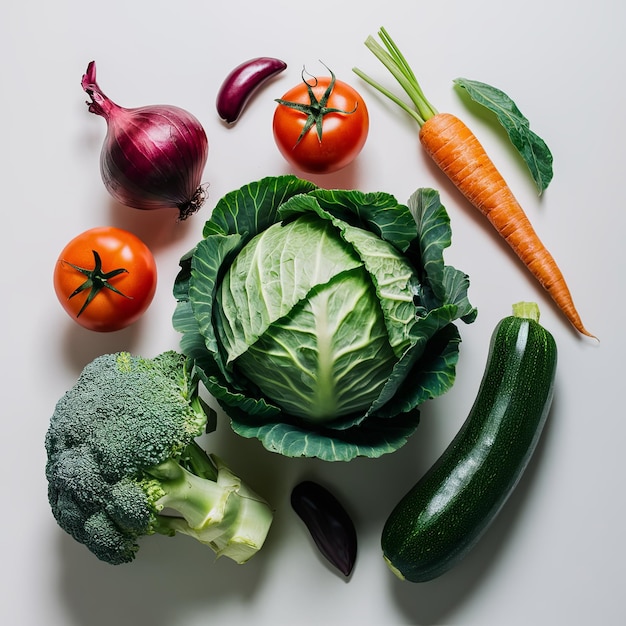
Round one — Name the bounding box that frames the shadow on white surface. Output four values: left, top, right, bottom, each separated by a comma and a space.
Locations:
57, 315, 147, 376
272, 152, 366, 192
52, 528, 273, 626
105, 196, 198, 253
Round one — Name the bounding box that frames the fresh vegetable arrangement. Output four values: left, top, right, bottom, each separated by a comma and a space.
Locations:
172, 177, 476, 461
382, 302, 557, 582
273, 67, 369, 173
353, 28, 594, 338
45, 351, 273, 565
53, 227, 157, 332
45, 25, 591, 586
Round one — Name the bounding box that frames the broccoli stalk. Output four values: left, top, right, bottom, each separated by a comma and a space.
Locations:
144, 442, 273, 563
45, 351, 273, 566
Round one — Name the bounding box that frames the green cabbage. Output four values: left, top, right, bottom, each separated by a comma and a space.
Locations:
173, 176, 476, 461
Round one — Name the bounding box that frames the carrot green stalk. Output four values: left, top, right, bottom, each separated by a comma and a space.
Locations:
353, 28, 595, 339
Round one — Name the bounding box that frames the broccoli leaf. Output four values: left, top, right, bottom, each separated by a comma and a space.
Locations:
454, 77, 554, 194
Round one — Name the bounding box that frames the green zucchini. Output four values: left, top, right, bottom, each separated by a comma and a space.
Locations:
381, 302, 557, 583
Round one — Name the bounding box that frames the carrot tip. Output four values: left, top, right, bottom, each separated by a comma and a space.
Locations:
576, 325, 599, 342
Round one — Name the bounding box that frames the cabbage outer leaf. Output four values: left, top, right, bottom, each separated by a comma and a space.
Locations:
407, 188, 478, 324
202, 175, 317, 239
227, 404, 421, 462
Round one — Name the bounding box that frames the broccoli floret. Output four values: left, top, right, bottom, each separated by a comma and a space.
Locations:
45, 351, 273, 566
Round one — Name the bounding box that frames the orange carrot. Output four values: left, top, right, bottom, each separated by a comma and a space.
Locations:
420, 112, 592, 337
353, 28, 595, 339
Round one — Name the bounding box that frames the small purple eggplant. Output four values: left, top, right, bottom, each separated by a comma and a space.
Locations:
216, 56, 287, 124
291, 480, 357, 577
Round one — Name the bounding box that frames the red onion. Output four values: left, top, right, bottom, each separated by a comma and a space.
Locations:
81, 61, 209, 220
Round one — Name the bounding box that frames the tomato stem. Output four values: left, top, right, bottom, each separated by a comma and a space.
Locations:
63, 249, 132, 317
275, 64, 358, 146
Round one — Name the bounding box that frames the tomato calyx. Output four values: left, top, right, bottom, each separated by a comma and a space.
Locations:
63, 249, 132, 317
275, 65, 358, 146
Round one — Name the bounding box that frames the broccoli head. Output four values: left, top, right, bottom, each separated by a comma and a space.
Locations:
45, 350, 273, 566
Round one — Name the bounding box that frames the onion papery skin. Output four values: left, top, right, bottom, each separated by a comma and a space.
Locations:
82, 61, 209, 220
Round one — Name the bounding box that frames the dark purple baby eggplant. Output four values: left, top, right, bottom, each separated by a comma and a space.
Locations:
291, 480, 357, 577
216, 56, 287, 124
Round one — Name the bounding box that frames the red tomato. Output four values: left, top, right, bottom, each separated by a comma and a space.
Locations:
53, 227, 157, 332
273, 74, 369, 174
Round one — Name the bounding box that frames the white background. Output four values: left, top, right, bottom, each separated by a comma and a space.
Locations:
2, 1, 624, 624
